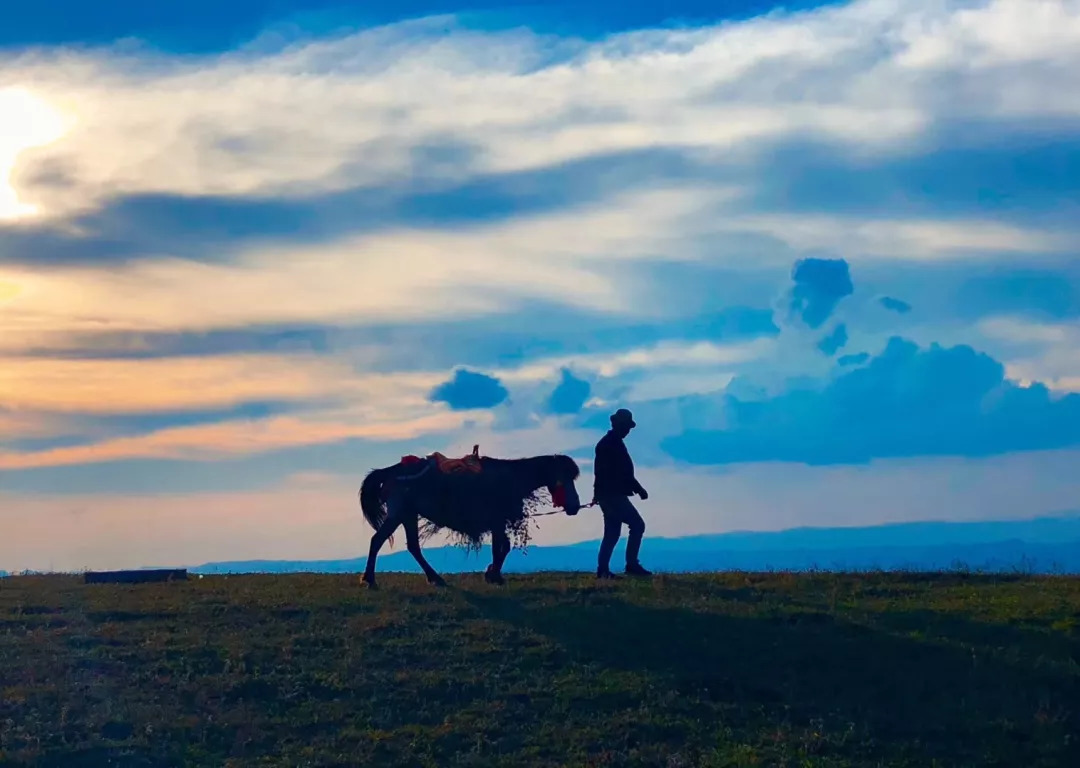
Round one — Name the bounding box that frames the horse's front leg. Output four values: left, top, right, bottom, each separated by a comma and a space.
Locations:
362, 497, 405, 589
403, 513, 447, 587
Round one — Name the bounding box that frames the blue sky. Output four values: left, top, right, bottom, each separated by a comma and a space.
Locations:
0, 1, 839, 51
2, 0, 1079, 570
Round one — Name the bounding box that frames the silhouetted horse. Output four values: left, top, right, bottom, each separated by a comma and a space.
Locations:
358, 453, 582, 588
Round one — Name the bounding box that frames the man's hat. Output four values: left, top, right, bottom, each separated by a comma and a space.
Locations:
610, 408, 636, 428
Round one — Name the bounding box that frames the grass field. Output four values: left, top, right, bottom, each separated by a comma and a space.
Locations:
2, 571, 1079, 767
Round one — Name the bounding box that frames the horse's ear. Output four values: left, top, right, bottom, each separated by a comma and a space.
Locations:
472, 444, 479, 458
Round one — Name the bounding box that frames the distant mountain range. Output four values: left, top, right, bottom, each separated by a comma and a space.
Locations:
190, 513, 1080, 575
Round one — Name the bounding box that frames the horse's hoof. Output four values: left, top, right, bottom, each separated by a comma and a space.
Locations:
484, 569, 505, 586
362, 576, 379, 590
429, 576, 448, 588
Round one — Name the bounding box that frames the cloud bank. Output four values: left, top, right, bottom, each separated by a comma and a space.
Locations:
663, 337, 1080, 465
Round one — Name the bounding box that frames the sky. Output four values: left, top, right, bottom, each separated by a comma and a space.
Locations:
1, 0, 1079, 572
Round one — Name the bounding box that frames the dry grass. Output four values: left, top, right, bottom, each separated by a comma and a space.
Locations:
2, 571, 1078, 766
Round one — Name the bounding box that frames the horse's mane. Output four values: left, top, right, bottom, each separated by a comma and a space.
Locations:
478, 453, 580, 480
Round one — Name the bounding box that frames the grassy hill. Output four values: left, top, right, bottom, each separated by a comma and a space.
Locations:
2, 571, 1078, 767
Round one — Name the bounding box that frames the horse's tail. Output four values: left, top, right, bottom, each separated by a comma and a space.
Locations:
359, 465, 397, 534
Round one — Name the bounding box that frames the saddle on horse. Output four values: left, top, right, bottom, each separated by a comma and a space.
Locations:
401, 445, 483, 475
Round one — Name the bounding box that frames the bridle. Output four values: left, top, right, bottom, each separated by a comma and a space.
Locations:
531, 480, 598, 517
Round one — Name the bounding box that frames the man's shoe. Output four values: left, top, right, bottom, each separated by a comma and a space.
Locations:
625, 562, 653, 577
596, 568, 618, 580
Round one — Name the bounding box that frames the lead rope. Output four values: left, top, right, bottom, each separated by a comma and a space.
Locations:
529, 499, 599, 517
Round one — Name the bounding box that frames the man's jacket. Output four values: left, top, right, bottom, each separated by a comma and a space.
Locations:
593, 430, 645, 498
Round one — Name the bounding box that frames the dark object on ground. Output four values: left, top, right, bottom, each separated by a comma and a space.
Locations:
84, 569, 188, 584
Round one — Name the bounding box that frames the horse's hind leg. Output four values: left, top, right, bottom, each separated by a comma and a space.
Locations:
485, 528, 510, 585
362, 498, 404, 589
404, 514, 447, 588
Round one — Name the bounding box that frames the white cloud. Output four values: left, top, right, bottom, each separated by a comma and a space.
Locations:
495, 337, 774, 383
0, 86, 71, 220
0, 188, 1068, 342
895, 0, 1080, 71
0, 353, 404, 412
0, 1, 1074, 342
718, 214, 1073, 260
0, 350, 465, 464
1, 0, 1078, 220
0, 409, 488, 469
980, 316, 1080, 392
0, 186, 710, 337
979, 316, 1073, 345
475, 338, 772, 422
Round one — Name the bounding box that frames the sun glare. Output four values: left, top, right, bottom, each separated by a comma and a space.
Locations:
0, 278, 21, 304
0, 87, 70, 221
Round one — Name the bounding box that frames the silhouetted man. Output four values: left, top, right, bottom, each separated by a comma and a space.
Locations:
593, 408, 651, 578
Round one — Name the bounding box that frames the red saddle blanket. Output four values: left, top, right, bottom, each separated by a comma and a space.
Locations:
401, 445, 483, 474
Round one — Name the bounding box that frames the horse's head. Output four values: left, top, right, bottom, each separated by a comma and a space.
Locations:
545, 454, 582, 516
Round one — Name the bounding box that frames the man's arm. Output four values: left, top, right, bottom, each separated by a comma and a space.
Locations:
619, 440, 648, 499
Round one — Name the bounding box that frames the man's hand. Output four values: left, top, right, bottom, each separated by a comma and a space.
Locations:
638, 488, 649, 501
